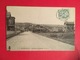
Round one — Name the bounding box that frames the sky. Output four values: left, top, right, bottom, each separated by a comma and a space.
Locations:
7, 6, 75, 25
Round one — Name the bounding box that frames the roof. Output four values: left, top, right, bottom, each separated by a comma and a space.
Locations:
64, 22, 74, 25
6, 12, 11, 18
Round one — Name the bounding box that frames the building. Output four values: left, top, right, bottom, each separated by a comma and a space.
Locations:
64, 22, 74, 32
6, 11, 15, 31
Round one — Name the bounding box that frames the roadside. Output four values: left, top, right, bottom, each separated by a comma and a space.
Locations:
34, 32, 74, 45
6, 31, 23, 39
7, 31, 74, 51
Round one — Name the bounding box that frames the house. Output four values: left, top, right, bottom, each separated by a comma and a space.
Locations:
6, 11, 15, 31
64, 22, 74, 32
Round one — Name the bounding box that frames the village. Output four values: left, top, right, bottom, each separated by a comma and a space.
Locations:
6, 8, 74, 51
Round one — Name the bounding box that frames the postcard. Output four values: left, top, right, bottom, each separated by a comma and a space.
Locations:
6, 6, 75, 51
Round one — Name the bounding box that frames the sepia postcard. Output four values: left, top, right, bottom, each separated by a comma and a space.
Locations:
6, 6, 75, 51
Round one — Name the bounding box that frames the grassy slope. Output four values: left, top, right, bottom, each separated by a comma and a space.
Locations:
36, 32, 74, 45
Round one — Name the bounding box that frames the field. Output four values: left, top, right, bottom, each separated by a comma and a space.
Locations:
35, 32, 74, 45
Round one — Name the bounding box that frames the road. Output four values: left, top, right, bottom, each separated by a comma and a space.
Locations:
7, 31, 74, 51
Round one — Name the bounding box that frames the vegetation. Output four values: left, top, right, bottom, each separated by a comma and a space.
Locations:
36, 32, 74, 45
